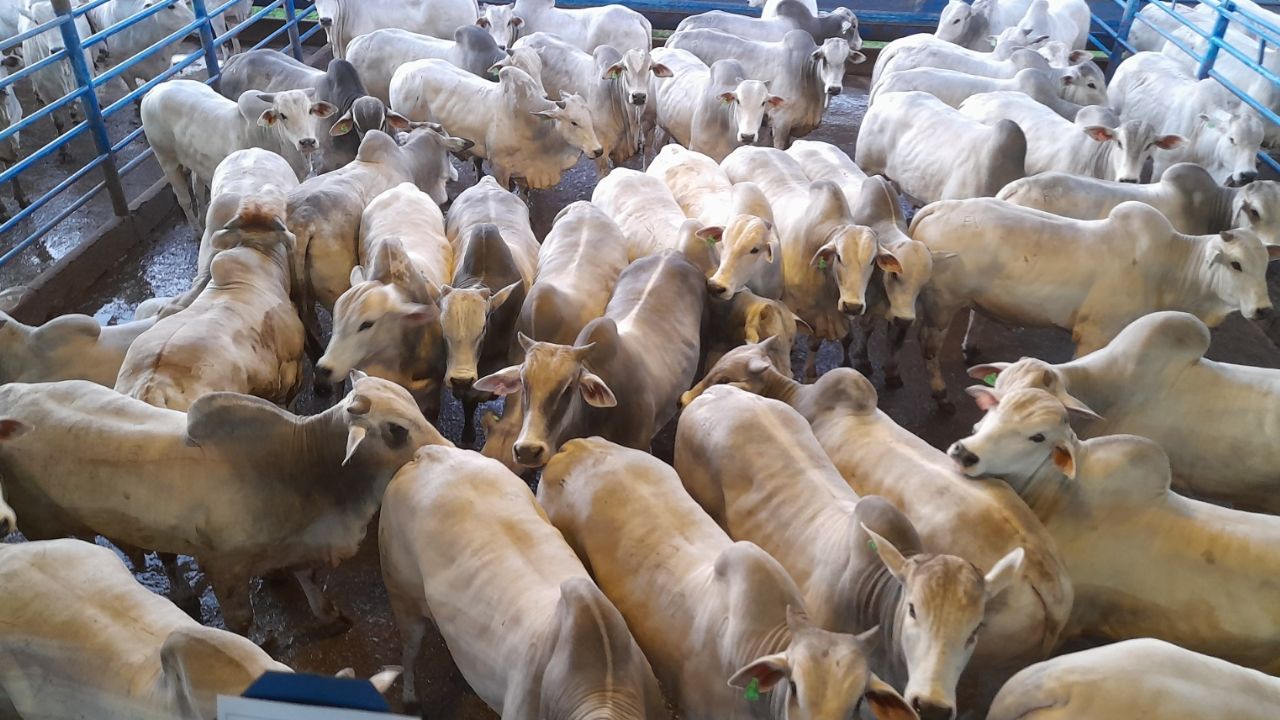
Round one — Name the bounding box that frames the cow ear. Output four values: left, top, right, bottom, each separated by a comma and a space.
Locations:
651, 62, 673, 78
1052, 443, 1077, 479
400, 303, 439, 326
864, 674, 915, 720
966, 362, 1010, 381
329, 115, 355, 136
602, 63, 623, 81
0, 418, 29, 441
475, 365, 523, 396
860, 523, 907, 581
511, 15, 524, 26
579, 371, 617, 408
695, 225, 723, 244
1, 55, 20, 69
727, 653, 789, 692
876, 251, 903, 274
766, 95, 785, 108
1068, 49, 1092, 64
965, 385, 1001, 412
257, 109, 279, 127
161, 627, 245, 720
1062, 394, 1103, 421
475, 16, 490, 27
349, 265, 366, 285
367, 667, 403, 695
310, 101, 337, 118
343, 424, 367, 466
746, 354, 773, 376
1153, 134, 1185, 150
792, 313, 814, 335
532, 108, 558, 120
983, 547, 1025, 600
386, 111, 412, 131
1266, 244, 1280, 261
489, 280, 522, 312
932, 250, 958, 264
810, 243, 837, 270
1081, 125, 1115, 142
444, 135, 475, 152
846, 50, 867, 65
718, 91, 737, 105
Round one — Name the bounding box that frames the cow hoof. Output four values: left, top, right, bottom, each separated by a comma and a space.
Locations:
884, 374, 903, 389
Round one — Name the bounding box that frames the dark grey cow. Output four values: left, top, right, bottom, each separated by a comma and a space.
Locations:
347, 26, 508, 104
476, 252, 707, 468
220, 51, 408, 172
677, 0, 861, 47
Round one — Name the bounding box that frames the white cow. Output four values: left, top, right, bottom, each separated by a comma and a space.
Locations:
676, 386, 1028, 720
313, 0, 481, 58
196, 147, 300, 278
680, 341, 1074, 711
140, 80, 337, 228
667, 29, 864, 148
0, 311, 155, 387
346, 26, 508, 104
959, 90, 1183, 182
873, 34, 1050, 87
516, 33, 670, 174
115, 196, 304, 410
391, 61, 601, 190
511, 0, 651, 54
910, 199, 1279, 403
317, 183, 453, 422
85, 0, 195, 93
951, 388, 1280, 674
477, 2, 523, 50
1016, 0, 1090, 49
989, 639, 1280, 720
0, 54, 27, 220
856, 91, 1027, 204
0, 375, 447, 637
591, 167, 691, 260
19, 1, 93, 156
677, 1, 860, 47
539, 437, 917, 720
970, 311, 1280, 514
646, 47, 779, 162
872, 65, 1107, 118
998, 163, 1280, 245
1109, 52, 1264, 186
380, 445, 665, 717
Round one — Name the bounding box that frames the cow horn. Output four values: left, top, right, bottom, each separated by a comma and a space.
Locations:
518, 331, 536, 352
570, 342, 596, 360
343, 425, 367, 466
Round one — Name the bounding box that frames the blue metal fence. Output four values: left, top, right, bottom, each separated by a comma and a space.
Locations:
0, 0, 322, 269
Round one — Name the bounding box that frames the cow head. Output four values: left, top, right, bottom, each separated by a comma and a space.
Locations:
1205, 228, 1280, 320
704, 214, 776, 299
533, 93, 604, 159
1235, 180, 1280, 247
811, 224, 880, 317
339, 372, 449, 468
330, 95, 411, 141
680, 336, 782, 407
860, 518, 1023, 720
239, 88, 337, 160
809, 37, 864, 98
491, 47, 543, 84
0, 54, 22, 104
438, 276, 522, 397
935, 0, 985, 48
966, 358, 1102, 421
728, 606, 915, 720
160, 625, 290, 720
477, 3, 523, 51
949, 387, 1078, 480
599, 47, 671, 107
826, 7, 862, 50
1198, 108, 1264, 187
398, 122, 474, 205
1081, 120, 1183, 184
474, 332, 616, 468
720, 79, 783, 144
1056, 61, 1107, 106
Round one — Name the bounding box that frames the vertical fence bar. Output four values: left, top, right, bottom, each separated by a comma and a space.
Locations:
1197, 1, 1234, 79
1107, 0, 1144, 78
50, 0, 127, 216
191, 0, 222, 87
284, 0, 303, 59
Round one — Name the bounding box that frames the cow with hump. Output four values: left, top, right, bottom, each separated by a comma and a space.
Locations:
951, 387, 1280, 674
0, 374, 447, 641
475, 251, 705, 468
380, 445, 665, 718
680, 340, 1073, 713
539, 437, 917, 720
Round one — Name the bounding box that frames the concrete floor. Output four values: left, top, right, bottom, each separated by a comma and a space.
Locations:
43, 75, 1280, 717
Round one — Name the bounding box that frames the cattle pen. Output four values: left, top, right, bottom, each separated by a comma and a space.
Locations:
2, 0, 1280, 717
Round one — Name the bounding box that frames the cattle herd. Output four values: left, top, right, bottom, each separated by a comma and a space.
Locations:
1, 0, 1280, 717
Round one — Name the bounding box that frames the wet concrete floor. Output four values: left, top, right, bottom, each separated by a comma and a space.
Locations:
28, 76, 1280, 717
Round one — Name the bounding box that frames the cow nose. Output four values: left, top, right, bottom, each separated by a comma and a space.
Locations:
498, 45, 506, 51
0, 515, 12, 537
839, 300, 865, 316
299, 137, 318, 151
1252, 306, 1274, 321
1231, 171, 1259, 187
738, 132, 756, 143
589, 147, 605, 159
513, 442, 548, 468
631, 92, 646, 105
948, 442, 979, 469
827, 85, 842, 96
706, 279, 730, 298
449, 375, 475, 395
911, 698, 955, 720
314, 365, 333, 385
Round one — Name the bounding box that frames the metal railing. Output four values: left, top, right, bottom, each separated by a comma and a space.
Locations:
0, 0, 323, 270
1091, 0, 1280, 171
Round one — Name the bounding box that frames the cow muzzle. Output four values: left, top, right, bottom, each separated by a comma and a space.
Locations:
588, 147, 605, 159
839, 300, 865, 316
1117, 176, 1138, 184
314, 364, 335, 385
738, 132, 757, 143
947, 441, 979, 470
298, 137, 318, 154
448, 374, 477, 395
1248, 305, 1274, 321
911, 698, 956, 720
706, 279, 732, 299
826, 85, 842, 96
630, 92, 646, 105
1227, 171, 1259, 187
0, 513, 13, 537
513, 441, 549, 468
891, 315, 914, 330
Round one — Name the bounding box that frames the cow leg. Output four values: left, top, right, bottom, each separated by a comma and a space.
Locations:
461, 396, 479, 448
471, 155, 483, 181
593, 154, 611, 178
202, 559, 256, 638
804, 336, 821, 382
157, 156, 201, 229
771, 122, 791, 150
160, 552, 200, 616
10, 172, 29, 209
294, 567, 351, 633
848, 316, 873, 375
961, 309, 981, 364
51, 112, 72, 164
883, 318, 910, 389
387, 588, 428, 713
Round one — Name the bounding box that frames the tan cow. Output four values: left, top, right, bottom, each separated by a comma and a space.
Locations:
0, 311, 155, 388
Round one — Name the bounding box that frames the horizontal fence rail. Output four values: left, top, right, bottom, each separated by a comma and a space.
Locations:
0, 0, 1279, 280
0, 0, 318, 273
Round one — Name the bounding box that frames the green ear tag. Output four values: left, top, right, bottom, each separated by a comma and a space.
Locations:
867, 538, 878, 552
818, 257, 828, 270
745, 677, 761, 702
983, 373, 998, 387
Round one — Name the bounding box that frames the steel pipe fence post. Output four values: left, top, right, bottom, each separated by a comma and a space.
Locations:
192, 0, 222, 88
1107, 0, 1144, 78
284, 0, 303, 59
1198, 1, 1234, 79
50, 0, 128, 216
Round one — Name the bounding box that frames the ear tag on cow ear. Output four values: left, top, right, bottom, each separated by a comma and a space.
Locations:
609, 68, 621, 80
867, 538, 878, 552
705, 231, 720, 247
818, 257, 828, 270
983, 373, 998, 387
745, 677, 761, 702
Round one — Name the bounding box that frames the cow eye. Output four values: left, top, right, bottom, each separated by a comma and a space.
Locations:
386, 422, 410, 448
907, 603, 916, 619
280, 113, 288, 120
359, 320, 375, 332
788, 680, 798, 699
1248, 208, 1260, 220
571, 120, 579, 127
968, 623, 984, 645
1230, 137, 1237, 145
1029, 433, 1045, 443
1231, 261, 1243, 272
750, 247, 760, 254
1087, 82, 1097, 89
